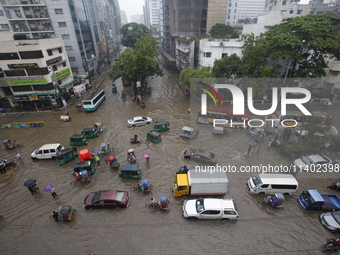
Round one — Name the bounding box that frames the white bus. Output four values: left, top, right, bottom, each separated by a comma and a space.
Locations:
247, 174, 298, 195
82, 89, 106, 112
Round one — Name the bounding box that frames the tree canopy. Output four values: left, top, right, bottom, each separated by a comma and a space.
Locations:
209, 23, 239, 39
212, 54, 243, 78
108, 36, 163, 85
120, 23, 151, 48
261, 13, 340, 78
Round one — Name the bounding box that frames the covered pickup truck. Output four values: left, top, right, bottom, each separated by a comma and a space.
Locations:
298, 189, 340, 211
173, 169, 228, 198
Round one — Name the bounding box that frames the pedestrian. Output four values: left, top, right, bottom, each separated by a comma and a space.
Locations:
33, 184, 39, 192
15, 153, 21, 161
94, 155, 100, 165
188, 108, 190, 114
52, 211, 59, 222
146, 155, 150, 164
166, 121, 170, 127
50, 187, 57, 198
28, 186, 35, 194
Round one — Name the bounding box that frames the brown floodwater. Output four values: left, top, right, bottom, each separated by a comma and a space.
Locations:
0, 65, 340, 255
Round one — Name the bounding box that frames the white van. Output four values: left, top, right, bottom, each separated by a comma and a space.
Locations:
31, 143, 64, 160
247, 174, 298, 195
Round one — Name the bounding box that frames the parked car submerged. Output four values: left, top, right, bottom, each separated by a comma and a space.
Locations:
292, 154, 332, 171
83, 190, 130, 209
183, 198, 239, 220
127, 116, 152, 127
320, 211, 340, 232
183, 149, 217, 165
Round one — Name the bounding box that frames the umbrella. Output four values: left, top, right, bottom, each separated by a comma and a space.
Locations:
143, 154, 149, 159
247, 140, 257, 147
92, 149, 101, 156
44, 184, 54, 192
24, 179, 36, 187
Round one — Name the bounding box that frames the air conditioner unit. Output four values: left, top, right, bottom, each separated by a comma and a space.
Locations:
219, 42, 224, 46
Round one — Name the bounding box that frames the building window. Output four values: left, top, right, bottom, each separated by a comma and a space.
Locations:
1, 24, 9, 29
4, 69, 26, 77
297, 9, 302, 14
229, 2, 231, 6
55, 9, 63, 14
0, 10, 5, 16
47, 50, 53, 56
274, 1, 277, 5
282, 0, 287, 4
58, 22, 66, 28
0, 52, 20, 60
222, 53, 228, 58
235, 3, 237, 6
234, 9, 236, 13
61, 34, 70, 39
19, 50, 44, 59
65, 46, 73, 51
204, 52, 211, 58
228, 15, 230, 19
228, 9, 231, 13
58, 47, 62, 53
68, 57, 76, 62
26, 67, 49, 75
289, 10, 294, 14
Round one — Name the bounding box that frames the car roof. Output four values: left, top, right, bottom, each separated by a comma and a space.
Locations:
307, 154, 331, 162
121, 164, 139, 171
38, 143, 62, 149
192, 149, 214, 157
182, 126, 195, 132
203, 198, 235, 210
99, 190, 119, 200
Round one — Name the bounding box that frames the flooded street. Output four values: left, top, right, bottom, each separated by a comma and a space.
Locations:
1, 64, 340, 255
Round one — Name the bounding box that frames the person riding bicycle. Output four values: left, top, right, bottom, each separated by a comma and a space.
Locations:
150, 197, 157, 207
75, 173, 81, 182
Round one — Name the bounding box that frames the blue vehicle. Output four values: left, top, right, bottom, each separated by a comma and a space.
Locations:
82, 89, 106, 112
298, 189, 340, 211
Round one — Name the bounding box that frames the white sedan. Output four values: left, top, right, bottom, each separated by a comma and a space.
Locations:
183, 198, 239, 220
292, 154, 333, 171
127, 116, 152, 127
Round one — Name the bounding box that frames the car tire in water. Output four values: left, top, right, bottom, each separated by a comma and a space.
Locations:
187, 217, 197, 220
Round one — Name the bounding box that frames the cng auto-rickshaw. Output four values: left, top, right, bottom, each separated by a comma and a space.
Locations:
180, 126, 199, 139
119, 164, 142, 179
58, 205, 77, 221
81, 128, 99, 139
78, 148, 93, 162
147, 130, 162, 144
56, 148, 77, 165
70, 134, 88, 146
154, 121, 170, 132
73, 160, 95, 175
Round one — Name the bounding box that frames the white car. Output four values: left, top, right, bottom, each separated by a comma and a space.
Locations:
31, 143, 64, 160
127, 116, 152, 127
183, 198, 239, 220
292, 154, 332, 171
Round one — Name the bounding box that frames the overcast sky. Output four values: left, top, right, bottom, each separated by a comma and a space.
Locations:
118, 0, 144, 22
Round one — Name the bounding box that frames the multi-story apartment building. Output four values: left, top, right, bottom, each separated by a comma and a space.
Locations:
0, 30, 74, 108
0, 0, 121, 76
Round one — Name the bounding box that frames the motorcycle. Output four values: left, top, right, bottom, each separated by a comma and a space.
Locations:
112, 84, 117, 93
328, 182, 340, 192
322, 238, 340, 252
130, 138, 141, 144
121, 90, 126, 98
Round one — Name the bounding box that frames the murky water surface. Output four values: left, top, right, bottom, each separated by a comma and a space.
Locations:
1, 65, 340, 255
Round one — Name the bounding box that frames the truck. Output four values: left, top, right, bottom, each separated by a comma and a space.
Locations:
172, 169, 228, 198
297, 189, 340, 211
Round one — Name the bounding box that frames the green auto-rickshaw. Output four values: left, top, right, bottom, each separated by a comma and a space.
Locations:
81, 128, 99, 139
147, 130, 162, 144
56, 148, 77, 165
154, 121, 170, 132
73, 160, 95, 175
70, 134, 88, 146
119, 164, 142, 179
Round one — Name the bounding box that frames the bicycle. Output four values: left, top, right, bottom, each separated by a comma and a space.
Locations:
145, 203, 159, 209
70, 178, 92, 186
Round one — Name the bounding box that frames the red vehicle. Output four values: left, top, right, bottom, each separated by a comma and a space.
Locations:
79, 149, 93, 162
183, 149, 217, 165
83, 190, 130, 209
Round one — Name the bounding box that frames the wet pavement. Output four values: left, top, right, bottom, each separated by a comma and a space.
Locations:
0, 64, 340, 255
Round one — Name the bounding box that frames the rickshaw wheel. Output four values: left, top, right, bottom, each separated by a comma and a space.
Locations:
130, 187, 138, 191
70, 180, 78, 186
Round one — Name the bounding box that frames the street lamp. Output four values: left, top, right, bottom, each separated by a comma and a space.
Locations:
83, 58, 92, 87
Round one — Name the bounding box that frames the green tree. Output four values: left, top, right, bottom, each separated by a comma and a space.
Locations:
212, 54, 243, 78
241, 34, 275, 78
245, 79, 267, 99
109, 36, 163, 86
180, 67, 214, 88
209, 23, 239, 39
120, 23, 151, 48
262, 13, 340, 78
